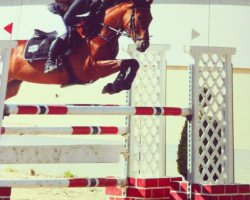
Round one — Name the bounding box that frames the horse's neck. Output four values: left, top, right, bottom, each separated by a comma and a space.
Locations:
106, 2, 129, 15
88, 4, 130, 59
102, 4, 129, 36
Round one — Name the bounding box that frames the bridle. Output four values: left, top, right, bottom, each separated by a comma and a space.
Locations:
99, 6, 151, 43
128, 7, 150, 42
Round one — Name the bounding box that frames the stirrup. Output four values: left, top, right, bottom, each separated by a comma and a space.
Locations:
44, 60, 58, 73
44, 65, 57, 73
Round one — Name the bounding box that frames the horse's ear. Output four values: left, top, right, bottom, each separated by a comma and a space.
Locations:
146, 0, 153, 5
133, 0, 153, 7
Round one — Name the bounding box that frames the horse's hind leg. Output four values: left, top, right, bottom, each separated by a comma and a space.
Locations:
102, 59, 139, 94
6, 80, 23, 100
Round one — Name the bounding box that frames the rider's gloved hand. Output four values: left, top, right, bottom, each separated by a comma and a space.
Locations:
94, 0, 107, 23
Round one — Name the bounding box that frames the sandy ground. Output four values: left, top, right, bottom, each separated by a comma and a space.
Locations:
0, 169, 106, 200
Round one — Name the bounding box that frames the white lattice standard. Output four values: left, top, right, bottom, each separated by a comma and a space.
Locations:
0, 41, 17, 133
188, 46, 236, 184
126, 44, 170, 178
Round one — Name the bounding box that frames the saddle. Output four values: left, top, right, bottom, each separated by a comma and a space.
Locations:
24, 29, 58, 62
24, 29, 83, 87
24, 29, 81, 62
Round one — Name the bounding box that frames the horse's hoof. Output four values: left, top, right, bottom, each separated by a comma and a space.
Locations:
112, 84, 122, 92
123, 83, 132, 90
102, 83, 114, 94
102, 82, 127, 94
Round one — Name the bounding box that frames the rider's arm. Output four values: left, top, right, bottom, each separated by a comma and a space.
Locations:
89, 0, 108, 17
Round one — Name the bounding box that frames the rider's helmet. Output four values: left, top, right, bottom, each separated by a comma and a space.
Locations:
55, 0, 73, 8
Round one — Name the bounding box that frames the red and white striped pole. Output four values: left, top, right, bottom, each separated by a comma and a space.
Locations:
4, 104, 191, 116
1, 126, 127, 135
0, 177, 127, 188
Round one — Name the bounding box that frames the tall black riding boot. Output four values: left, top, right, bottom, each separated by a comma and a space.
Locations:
44, 38, 65, 73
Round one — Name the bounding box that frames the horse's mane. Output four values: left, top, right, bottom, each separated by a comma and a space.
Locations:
106, 0, 130, 10
104, 0, 151, 20
107, 0, 152, 10
113, 0, 130, 6
105, 0, 130, 15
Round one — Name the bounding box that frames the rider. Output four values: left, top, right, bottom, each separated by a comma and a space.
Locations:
44, 0, 111, 73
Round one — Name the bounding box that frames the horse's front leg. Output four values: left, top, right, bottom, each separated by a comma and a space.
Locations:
98, 59, 139, 94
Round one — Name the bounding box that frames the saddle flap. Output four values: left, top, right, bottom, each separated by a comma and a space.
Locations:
24, 37, 52, 62
24, 29, 59, 62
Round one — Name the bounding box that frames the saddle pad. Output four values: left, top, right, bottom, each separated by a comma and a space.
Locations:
24, 37, 54, 62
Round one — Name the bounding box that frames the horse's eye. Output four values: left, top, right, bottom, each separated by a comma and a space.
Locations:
137, 15, 142, 20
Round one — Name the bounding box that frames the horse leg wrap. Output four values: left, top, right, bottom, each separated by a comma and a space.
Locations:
102, 59, 139, 94
112, 73, 125, 92
110, 60, 129, 92
112, 59, 139, 91
123, 59, 139, 90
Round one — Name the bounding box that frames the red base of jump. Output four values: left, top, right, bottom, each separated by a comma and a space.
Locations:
171, 181, 250, 200
1, 177, 250, 199
106, 177, 250, 200
106, 177, 182, 200
0, 187, 11, 200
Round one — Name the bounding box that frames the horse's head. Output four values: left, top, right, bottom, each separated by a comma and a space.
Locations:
76, 0, 153, 52
123, 0, 153, 52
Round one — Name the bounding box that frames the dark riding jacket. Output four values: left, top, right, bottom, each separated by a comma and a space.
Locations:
48, 0, 107, 25
48, 0, 108, 38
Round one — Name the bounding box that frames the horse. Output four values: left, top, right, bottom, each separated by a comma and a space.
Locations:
6, 0, 153, 99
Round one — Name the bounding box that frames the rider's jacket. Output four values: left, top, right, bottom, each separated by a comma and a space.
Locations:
48, 0, 110, 38
48, 0, 108, 20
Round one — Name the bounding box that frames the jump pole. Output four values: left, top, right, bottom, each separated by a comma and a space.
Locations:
4, 104, 190, 116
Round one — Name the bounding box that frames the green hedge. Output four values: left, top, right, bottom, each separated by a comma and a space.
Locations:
176, 88, 214, 180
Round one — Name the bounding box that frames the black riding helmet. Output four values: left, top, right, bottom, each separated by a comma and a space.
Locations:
47, 2, 67, 16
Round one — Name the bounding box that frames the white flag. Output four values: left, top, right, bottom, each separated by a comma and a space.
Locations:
191, 29, 200, 40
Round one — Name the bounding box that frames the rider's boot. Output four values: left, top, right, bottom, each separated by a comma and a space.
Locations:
44, 37, 65, 73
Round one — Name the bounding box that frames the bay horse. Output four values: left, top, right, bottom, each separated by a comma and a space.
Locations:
6, 0, 153, 99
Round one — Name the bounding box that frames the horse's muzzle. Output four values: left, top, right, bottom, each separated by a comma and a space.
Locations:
135, 39, 150, 52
